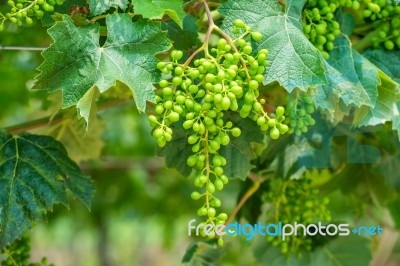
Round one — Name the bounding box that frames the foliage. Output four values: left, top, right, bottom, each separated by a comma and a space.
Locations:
1, 0, 400, 265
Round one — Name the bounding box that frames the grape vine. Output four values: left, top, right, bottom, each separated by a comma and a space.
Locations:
263, 177, 331, 255
149, 1, 289, 243
0, 0, 400, 264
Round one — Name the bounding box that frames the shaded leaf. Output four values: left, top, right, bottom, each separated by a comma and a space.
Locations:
182, 241, 223, 266
354, 71, 400, 127
162, 15, 200, 51
363, 50, 400, 83
0, 132, 94, 248
312, 236, 371, 266
157, 127, 193, 177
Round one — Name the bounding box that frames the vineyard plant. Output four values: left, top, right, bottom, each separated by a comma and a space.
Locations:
1, 0, 400, 265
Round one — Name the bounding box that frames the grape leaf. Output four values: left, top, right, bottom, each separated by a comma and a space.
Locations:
182, 241, 223, 266
313, 61, 354, 113
0, 132, 94, 248
325, 36, 376, 108
394, 116, 400, 142
354, 71, 400, 127
219, 112, 263, 180
363, 50, 400, 83
253, 235, 371, 266
89, 0, 129, 16
76, 87, 99, 127
161, 15, 200, 51
132, 0, 186, 28
157, 126, 193, 177
33, 14, 171, 120
253, 238, 311, 266
35, 114, 105, 163
219, 145, 253, 181
311, 236, 372, 266
219, 0, 327, 92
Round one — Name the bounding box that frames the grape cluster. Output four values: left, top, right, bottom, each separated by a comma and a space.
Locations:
361, 0, 400, 50
149, 19, 288, 242
0, 235, 54, 266
0, 0, 62, 29
302, 0, 359, 58
284, 93, 315, 136
263, 177, 331, 255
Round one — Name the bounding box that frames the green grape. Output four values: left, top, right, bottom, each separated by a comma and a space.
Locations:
148, 19, 289, 239
360, 1, 400, 50
263, 177, 331, 256
285, 92, 316, 136
302, 0, 360, 58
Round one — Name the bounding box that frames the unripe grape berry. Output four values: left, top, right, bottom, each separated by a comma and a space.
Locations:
25, 17, 33, 25
221, 96, 231, 110
268, 119, 277, 127
187, 155, 197, 167
171, 50, 183, 60
270, 127, 280, 139
207, 182, 215, 193
251, 32, 263, 42
231, 127, 241, 137
191, 191, 202, 200
243, 45, 252, 55
234, 19, 245, 28
276, 106, 285, 117
215, 179, 224, 190
208, 208, 216, 217
198, 207, 207, 216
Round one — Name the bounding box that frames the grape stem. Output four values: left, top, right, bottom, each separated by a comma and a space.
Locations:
225, 172, 265, 225
183, 0, 251, 81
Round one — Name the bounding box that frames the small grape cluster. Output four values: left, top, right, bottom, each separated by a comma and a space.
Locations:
361, 0, 400, 50
284, 93, 315, 136
0, 0, 62, 29
302, 0, 359, 59
0, 235, 54, 266
149, 19, 288, 243
263, 177, 331, 255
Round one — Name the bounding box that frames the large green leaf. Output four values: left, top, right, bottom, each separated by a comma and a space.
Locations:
219, 112, 263, 180
219, 0, 327, 92
161, 15, 200, 51
253, 235, 371, 266
0, 132, 94, 248
364, 50, 400, 83
311, 236, 372, 266
354, 71, 400, 127
33, 14, 171, 121
89, 0, 129, 16
324, 37, 376, 108
132, 0, 186, 28
157, 126, 193, 177
313, 61, 354, 114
